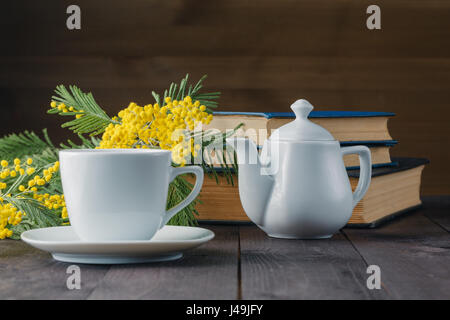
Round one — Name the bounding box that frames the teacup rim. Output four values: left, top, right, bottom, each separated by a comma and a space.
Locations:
59, 148, 171, 155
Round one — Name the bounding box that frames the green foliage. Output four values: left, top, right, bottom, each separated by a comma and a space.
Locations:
59, 135, 100, 150
152, 74, 229, 225
0, 129, 55, 161
200, 127, 242, 186
7, 196, 62, 240
0, 130, 99, 237
48, 85, 116, 136
0, 74, 240, 238
0, 130, 62, 197
0, 129, 98, 168
152, 74, 220, 112
167, 175, 200, 226
152, 74, 240, 184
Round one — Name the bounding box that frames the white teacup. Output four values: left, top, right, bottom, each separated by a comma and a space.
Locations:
59, 149, 204, 241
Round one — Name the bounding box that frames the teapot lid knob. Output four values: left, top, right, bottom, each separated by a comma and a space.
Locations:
270, 98, 335, 141
291, 99, 313, 119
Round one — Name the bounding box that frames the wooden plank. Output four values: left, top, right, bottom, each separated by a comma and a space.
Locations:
2, 56, 450, 92
343, 207, 450, 299
239, 226, 387, 299
0, 239, 111, 299
2, 0, 450, 58
87, 225, 238, 299
421, 196, 450, 232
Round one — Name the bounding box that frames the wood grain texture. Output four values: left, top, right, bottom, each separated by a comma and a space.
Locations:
1, 0, 449, 194
2, 0, 450, 58
239, 226, 387, 300
343, 208, 450, 299
87, 226, 239, 299
421, 196, 450, 232
0, 226, 239, 300
0, 239, 111, 299
0, 197, 448, 299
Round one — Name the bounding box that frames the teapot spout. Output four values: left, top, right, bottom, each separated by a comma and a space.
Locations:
226, 137, 274, 226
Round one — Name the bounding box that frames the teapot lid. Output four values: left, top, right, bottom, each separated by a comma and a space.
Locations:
271, 99, 335, 141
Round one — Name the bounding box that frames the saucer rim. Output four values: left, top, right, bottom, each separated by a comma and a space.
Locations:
21, 225, 215, 245
51, 252, 184, 264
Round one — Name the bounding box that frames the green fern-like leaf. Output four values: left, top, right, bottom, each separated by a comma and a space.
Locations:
48, 85, 116, 136
6, 196, 62, 239
166, 175, 200, 226
0, 129, 55, 161
0, 129, 100, 238
0, 129, 97, 166
59, 134, 100, 150
153, 74, 241, 188
152, 74, 220, 113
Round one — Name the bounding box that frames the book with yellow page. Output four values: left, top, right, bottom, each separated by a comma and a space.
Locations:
205, 111, 397, 169
207, 111, 394, 143
192, 158, 428, 227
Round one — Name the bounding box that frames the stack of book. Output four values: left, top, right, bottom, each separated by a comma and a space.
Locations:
193, 111, 428, 227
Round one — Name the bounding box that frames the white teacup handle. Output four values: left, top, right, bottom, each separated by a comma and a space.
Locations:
341, 146, 372, 209
160, 166, 204, 228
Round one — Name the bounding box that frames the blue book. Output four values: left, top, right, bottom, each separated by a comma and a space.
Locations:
213, 111, 395, 119
208, 110, 396, 168
210, 110, 395, 142
206, 140, 397, 170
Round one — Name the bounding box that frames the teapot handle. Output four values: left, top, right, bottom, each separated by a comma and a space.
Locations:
341, 146, 372, 209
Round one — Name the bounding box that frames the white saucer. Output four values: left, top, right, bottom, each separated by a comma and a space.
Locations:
21, 225, 214, 264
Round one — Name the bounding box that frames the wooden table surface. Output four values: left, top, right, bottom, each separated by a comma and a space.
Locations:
1, 196, 449, 300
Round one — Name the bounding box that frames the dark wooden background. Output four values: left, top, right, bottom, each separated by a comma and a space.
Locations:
1, 0, 449, 194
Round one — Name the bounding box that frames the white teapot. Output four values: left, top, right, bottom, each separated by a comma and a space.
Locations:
226, 99, 372, 239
